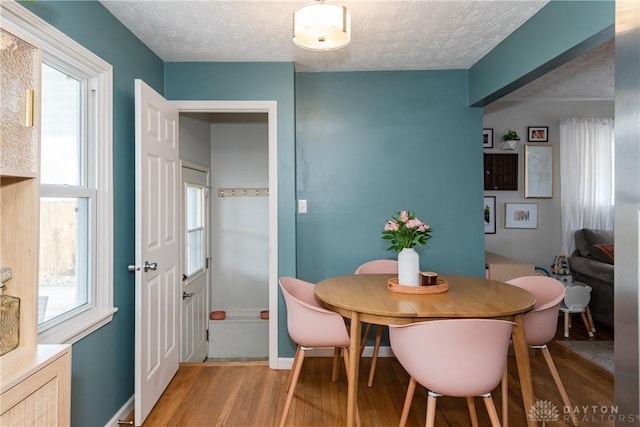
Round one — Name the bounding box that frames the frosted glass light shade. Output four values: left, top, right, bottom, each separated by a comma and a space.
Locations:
293, 3, 351, 51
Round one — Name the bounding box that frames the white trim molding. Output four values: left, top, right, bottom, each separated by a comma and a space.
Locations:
171, 100, 279, 369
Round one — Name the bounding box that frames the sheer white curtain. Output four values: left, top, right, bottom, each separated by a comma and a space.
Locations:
559, 118, 614, 256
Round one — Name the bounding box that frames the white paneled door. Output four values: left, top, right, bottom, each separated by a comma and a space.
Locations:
181, 165, 209, 362
134, 79, 180, 426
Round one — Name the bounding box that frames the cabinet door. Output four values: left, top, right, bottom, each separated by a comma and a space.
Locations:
484, 153, 518, 191
0, 28, 40, 178
0, 347, 71, 427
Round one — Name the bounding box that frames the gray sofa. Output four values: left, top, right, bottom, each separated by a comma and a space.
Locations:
568, 228, 614, 328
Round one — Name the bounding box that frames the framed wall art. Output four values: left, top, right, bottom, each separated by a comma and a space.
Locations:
527, 126, 549, 142
484, 196, 496, 234
524, 144, 553, 198
505, 203, 538, 229
483, 128, 493, 148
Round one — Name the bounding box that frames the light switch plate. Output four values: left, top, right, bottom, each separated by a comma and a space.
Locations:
298, 199, 308, 214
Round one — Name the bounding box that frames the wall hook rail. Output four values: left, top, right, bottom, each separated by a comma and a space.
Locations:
218, 187, 269, 198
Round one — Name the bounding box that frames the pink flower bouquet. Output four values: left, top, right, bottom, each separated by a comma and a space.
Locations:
382, 210, 433, 252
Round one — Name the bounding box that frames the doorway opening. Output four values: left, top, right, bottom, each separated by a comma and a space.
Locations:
175, 101, 278, 368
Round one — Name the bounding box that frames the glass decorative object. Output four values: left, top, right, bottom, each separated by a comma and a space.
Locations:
0, 267, 20, 356
1, 28, 39, 177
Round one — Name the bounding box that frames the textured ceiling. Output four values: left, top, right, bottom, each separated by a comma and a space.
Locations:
100, 0, 614, 100
501, 38, 615, 101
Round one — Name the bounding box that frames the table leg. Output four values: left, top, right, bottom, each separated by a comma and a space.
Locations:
347, 312, 361, 427
511, 313, 536, 427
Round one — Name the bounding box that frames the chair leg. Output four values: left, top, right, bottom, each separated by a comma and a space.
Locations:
501, 366, 508, 427
466, 396, 479, 427
286, 346, 302, 392
563, 312, 570, 338
482, 394, 502, 427
332, 347, 341, 382
425, 391, 438, 427
361, 323, 372, 356
280, 346, 306, 427
540, 345, 578, 427
580, 312, 594, 337
367, 325, 383, 387
399, 376, 417, 427
586, 305, 596, 332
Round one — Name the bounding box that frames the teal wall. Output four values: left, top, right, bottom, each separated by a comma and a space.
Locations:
295, 71, 484, 280
16, 0, 617, 424
469, 0, 614, 106
20, 1, 163, 426
292, 71, 484, 354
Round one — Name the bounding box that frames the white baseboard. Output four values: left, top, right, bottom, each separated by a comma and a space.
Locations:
104, 395, 134, 427
275, 345, 393, 370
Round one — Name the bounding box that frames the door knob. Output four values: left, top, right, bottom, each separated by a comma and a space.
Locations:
128, 261, 158, 272
182, 291, 194, 300
143, 261, 158, 272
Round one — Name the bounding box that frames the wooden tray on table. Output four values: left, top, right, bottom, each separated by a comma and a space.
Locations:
387, 277, 449, 294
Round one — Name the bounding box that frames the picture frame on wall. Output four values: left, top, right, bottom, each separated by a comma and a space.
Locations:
483, 128, 493, 148
527, 126, 549, 142
524, 144, 553, 198
484, 196, 496, 234
505, 203, 538, 229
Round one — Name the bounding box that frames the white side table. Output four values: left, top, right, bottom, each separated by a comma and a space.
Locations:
557, 277, 596, 338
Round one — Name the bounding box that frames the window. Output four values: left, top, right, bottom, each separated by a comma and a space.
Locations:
3, 4, 115, 344
39, 63, 93, 327
559, 118, 615, 256
186, 184, 205, 276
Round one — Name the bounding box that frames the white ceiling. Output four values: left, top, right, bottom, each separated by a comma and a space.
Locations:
100, 0, 614, 101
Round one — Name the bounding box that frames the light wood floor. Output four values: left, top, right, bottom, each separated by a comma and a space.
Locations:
139, 322, 614, 426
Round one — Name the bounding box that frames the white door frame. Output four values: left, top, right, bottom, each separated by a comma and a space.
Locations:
172, 100, 278, 369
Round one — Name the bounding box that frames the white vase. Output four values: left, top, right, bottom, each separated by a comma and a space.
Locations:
398, 247, 420, 286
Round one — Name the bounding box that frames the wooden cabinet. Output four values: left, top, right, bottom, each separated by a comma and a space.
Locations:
0, 345, 71, 427
485, 251, 535, 282
484, 153, 518, 191
0, 26, 71, 427
0, 26, 40, 348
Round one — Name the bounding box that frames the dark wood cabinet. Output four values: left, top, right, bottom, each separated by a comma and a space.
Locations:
484, 153, 518, 190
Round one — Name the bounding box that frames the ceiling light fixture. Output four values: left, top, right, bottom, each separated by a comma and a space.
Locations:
293, 0, 351, 51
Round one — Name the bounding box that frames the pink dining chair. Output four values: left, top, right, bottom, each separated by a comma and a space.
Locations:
389, 319, 515, 427
278, 277, 360, 427
501, 276, 577, 427
354, 259, 398, 387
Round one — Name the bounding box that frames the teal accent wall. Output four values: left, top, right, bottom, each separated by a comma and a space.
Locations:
293, 70, 484, 352
469, 0, 614, 106
163, 62, 297, 358
20, 1, 163, 426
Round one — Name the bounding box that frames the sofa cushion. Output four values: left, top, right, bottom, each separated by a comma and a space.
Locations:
569, 255, 614, 284
594, 243, 615, 264
574, 228, 614, 264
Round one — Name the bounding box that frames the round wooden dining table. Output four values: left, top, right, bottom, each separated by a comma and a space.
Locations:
315, 274, 537, 427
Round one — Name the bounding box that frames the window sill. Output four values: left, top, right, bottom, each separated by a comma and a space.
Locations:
39, 307, 118, 345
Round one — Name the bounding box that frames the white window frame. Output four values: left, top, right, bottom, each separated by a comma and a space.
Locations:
1, 1, 116, 344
